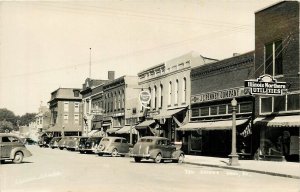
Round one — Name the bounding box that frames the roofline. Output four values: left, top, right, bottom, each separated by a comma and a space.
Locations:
255, 1, 287, 14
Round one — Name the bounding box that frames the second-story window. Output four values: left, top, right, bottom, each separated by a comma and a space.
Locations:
64, 102, 69, 112
168, 81, 172, 106
159, 84, 163, 108
265, 40, 283, 76
182, 78, 187, 103
74, 102, 79, 113
175, 79, 178, 105
64, 114, 68, 124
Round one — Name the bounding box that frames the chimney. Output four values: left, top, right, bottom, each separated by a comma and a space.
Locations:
108, 71, 115, 81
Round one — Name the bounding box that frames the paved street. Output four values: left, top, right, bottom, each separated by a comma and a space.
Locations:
0, 146, 299, 192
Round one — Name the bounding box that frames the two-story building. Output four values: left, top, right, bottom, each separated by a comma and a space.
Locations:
47, 88, 83, 137
253, 1, 300, 162
136, 51, 217, 142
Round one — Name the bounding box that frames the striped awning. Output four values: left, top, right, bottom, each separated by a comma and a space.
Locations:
115, 126, 138, 134
254, 115, 300, 127
135, 120, 156, 130
177, 119, 248, 131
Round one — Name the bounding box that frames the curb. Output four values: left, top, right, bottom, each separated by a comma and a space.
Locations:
185, 162, 300, 179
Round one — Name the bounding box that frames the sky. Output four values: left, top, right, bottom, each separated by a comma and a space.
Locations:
0, 0, 281, 115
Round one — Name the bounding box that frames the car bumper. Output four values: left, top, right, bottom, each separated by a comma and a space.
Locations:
130, 154, 151, 158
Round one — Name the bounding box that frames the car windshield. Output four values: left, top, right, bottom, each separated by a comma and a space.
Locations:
87, 137, 101, 143
139, 138, 153, 143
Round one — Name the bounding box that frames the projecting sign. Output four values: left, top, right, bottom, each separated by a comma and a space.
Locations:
244, 74, 287, 95
139, 90, 151, 109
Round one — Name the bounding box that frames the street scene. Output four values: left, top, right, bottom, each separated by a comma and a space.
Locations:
1, 146, 299, 192
1, 0, 300, 192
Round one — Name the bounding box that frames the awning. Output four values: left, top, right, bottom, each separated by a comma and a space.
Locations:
254, 115, 300, 127
88, 130, 99, 137
92, 122, 102, 129
153, 108, 186, 119
115, 126, 138, 134
177, 119, 249, 131
135, 120, 156, 130
106, 128, 120, 134
46, 125, 82, 132
102, 123, 111, 127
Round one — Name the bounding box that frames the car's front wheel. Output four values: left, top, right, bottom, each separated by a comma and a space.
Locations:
154, 153, 162, 164
134, 157, 142, 162
13, 151, 24, 164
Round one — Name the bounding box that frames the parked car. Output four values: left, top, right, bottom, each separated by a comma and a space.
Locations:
24, 138, 37, 145
0, 133, 32, 164
78, 137, 89, 152
131, 136, 184, 164
49, 137, 62, 149
79, 136, 102, 154
57, 137, 72, 150
38, 136, 52, 148
95, 137, 130, 157
66, 136, 83, 151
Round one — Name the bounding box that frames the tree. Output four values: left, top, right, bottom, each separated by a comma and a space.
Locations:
0, 120, 13, 133
19, 113, 37, 126
0, 108, 17, 125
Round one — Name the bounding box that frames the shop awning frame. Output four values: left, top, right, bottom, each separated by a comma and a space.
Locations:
135, 120, 156, 130
115, 126, 138, 134
153, 108, 186, 119
254, 115, 300, 127
177, 119, 249, 131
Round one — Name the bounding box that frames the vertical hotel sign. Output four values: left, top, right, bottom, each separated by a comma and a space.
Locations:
244, 74, 287, 95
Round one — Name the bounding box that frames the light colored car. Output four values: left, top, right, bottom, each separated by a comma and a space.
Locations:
49, 137, 62, 149
58, 137, 72, 150
131, 136, 184, 164
0, 133, 32, 164
95, 137, 130, 157
66, 136, 83, 151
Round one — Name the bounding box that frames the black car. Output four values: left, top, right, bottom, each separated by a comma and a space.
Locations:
38, 137, 52, 148
79, 136, 102, 154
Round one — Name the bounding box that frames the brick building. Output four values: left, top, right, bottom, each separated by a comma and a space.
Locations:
47, 88, 83, 136
179, 52, 255, 156
253, 1, 300, 162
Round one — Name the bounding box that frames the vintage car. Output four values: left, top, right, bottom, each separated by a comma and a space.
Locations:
38, 136, 52, 148
49, 137, 62, 149
95, 137, 130, 157
0, 133, 32, 164
57, 137, 72, 150
78, 137, 89, 152
66, 136, 85, 151
79, 136, 102, 154
131, 136, 184, 164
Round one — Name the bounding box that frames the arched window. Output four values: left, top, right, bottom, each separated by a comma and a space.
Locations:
148, 87, 152, 109
154, 85, 157, 110
175, 79, 179, 105
182, 78, 186, 103
159, 84, 163, 108
168, 81, 172, 106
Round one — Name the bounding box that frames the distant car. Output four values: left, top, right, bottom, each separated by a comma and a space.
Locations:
131, 136, 184, 164
0, 133, 32, 164
49, 137, 62, 149
58, 137, 72, 150
95, 137, 130, 157
38, 137, 52, 148
79, 136, 102, 154
78, 137, 89, 152
66, 136, 82, 151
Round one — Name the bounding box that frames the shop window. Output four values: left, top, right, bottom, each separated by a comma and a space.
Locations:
200, 107, 209, 116
265, 40, 283, 76
274, 96, 285, 112
239, 102, 252, 113
191, 108, 200, 117
218, 105, 227, 115
210, 106, 218, 116
261, 97, 272, 113
287, 94, 300, 111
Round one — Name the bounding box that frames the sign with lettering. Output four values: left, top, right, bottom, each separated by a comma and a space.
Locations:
139, 90, 151, 109
191, 87, 244, 103
244, 74, 287, 95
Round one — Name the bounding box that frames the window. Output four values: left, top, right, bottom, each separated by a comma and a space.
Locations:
218, 105, 227, 115
74, 114, 79, 124
239, 102, 252, 113
74, 90, 80, 97
159, 84, 163, 108
64, 114, 69, 124
64, 102, 69, 112
148, 87, 152, 109
153, 86, 156, 109
200, 107, 209, 116
274, 96, 285, 112
2, 136, 19, 143
191, 109, 200, 117
74, 102, 79, 113
261, 97, 272, 113
265, 40, 283, 76
175, 79, 178, 105
287, 94, 300, 111
154, 86, 158, 109
168, 81, 172, 106
182, 78, 187, 103
210, 106, 218, 116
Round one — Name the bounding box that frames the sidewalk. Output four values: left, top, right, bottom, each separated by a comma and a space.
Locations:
184, 155, 300, 179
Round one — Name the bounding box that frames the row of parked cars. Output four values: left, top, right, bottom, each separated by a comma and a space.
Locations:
40, 135, 185, 164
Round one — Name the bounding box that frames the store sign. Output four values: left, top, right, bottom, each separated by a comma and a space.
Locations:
139, 90, 151, 109
191, 87, 244, 103
244, 74, 287, 95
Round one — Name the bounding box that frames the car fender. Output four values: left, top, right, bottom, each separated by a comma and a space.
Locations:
149, 149, 162, 159
171, 150, 184, 159
106, 146, 116, 153
10, 147, 32, 159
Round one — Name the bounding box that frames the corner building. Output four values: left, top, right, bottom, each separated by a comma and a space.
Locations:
254, 1, 300, 162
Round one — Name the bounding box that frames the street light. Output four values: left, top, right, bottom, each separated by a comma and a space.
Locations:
229, 97, 239, 166
127, 108, 133, 145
